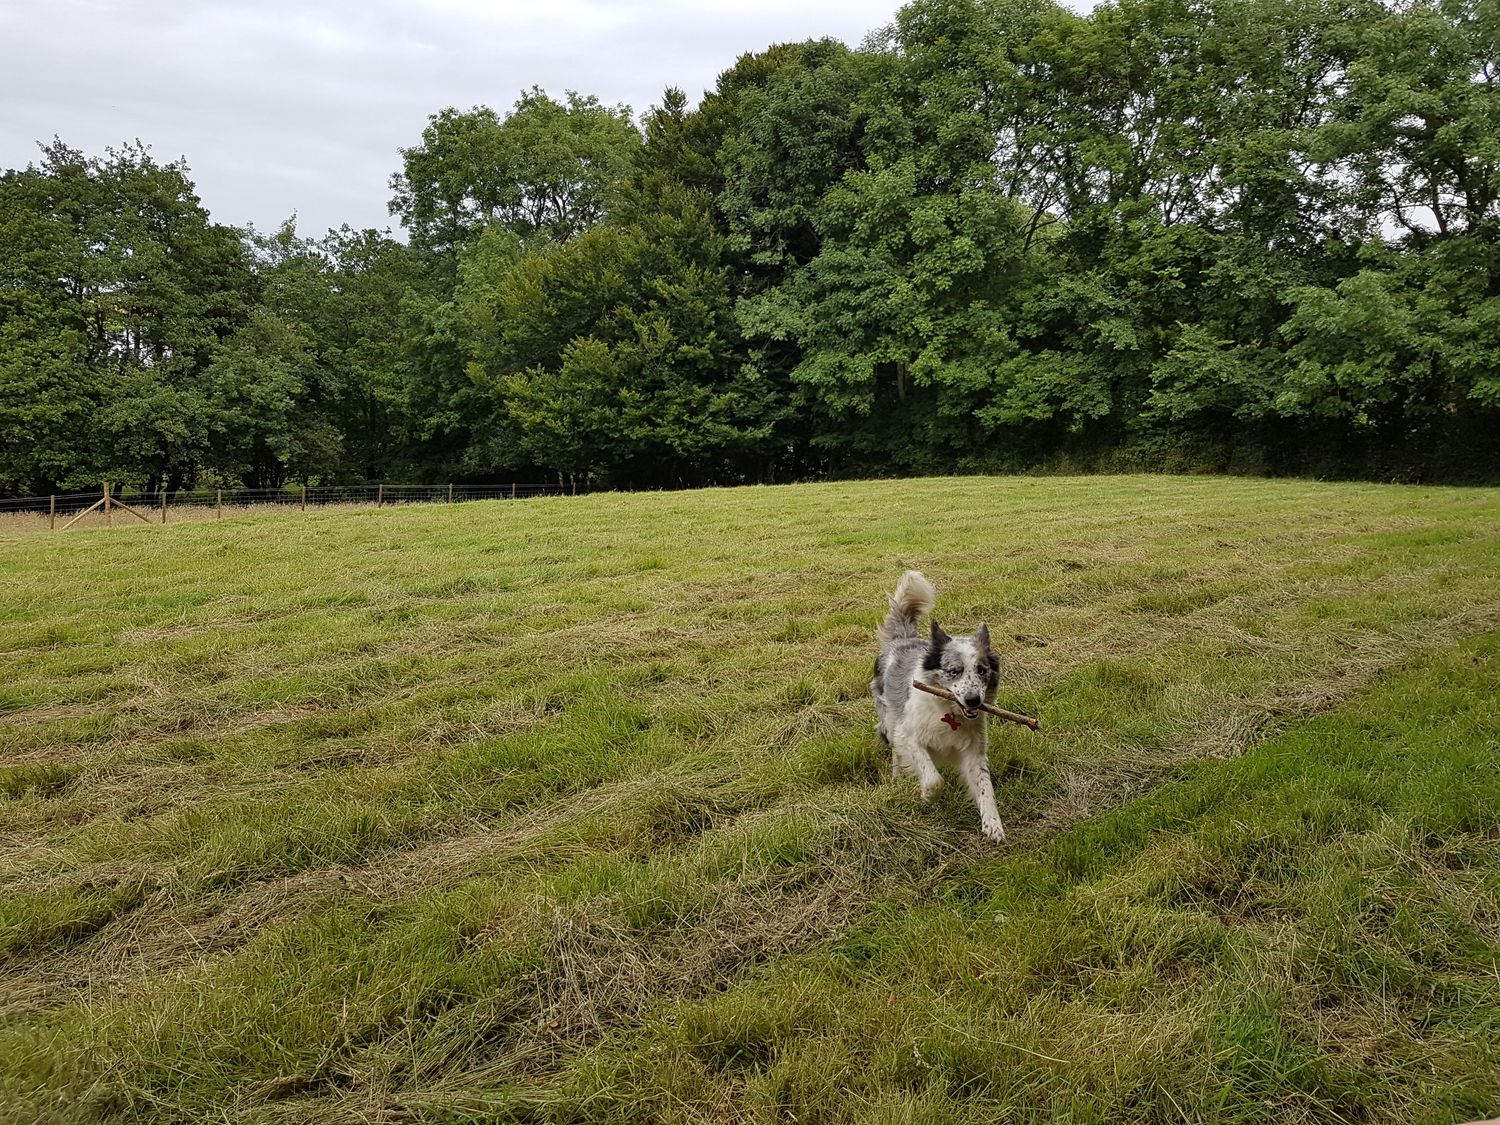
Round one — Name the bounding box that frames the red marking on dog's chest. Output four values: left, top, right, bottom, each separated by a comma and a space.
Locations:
941, 713, 962, 731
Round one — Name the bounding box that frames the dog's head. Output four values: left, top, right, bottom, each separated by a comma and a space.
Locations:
921, 621, 1000, 718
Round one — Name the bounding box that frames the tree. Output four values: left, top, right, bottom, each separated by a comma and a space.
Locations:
0, 141, 255, 494
717, 40, 875, 285
1329, 0, 1500, 237
389, 89, 641, 257
461, 181, 765, 486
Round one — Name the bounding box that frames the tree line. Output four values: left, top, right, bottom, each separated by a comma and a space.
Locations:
3, 0, 1497, 498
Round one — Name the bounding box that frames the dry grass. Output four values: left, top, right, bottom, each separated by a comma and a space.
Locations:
0, 498, 467, 537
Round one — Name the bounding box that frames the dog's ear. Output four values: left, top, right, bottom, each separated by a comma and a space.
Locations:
930, 620, 951, 648
977, 623, 1000, 688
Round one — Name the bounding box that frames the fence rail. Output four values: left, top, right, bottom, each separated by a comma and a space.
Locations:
0, 482, 575, 529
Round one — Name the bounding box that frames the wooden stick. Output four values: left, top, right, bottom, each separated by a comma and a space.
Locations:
109, 497, 153, 524
911, 680, 1039, 731
61, 496, 107, 530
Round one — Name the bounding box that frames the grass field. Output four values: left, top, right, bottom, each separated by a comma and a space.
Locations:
2, 474, 1498, 1124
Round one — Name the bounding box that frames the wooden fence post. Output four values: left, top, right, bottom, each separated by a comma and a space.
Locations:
105, 481, 112, 528
49, 494, 56, 530
377, 483, 383, 507
216, 488, 222, 519
160, 488, 167, 524
447, 482, 453, 504
301, 484, 307, 511
511, 482, 517, 500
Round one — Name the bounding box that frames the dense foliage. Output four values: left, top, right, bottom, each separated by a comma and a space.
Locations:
3, 0, 1497, 495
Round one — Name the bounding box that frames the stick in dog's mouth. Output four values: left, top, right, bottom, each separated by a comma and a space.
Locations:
910, 680, 1040, 730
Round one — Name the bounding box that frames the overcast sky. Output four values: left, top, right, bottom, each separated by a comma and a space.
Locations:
1, 0, 916, 239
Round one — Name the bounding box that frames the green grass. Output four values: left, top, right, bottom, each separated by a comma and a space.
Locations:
0, 474, 1497, 1123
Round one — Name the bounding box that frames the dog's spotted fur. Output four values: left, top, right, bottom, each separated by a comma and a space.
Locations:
870, 570, 1006, 842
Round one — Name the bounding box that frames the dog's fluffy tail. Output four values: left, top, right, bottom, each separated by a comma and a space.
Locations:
878, 570, 936, 646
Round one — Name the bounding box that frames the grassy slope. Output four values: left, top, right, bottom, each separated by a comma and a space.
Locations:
0, 475, 1496, 1123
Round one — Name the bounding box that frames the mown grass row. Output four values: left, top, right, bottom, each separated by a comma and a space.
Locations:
493, 632, 1497, 1125
1, 475, 1497, 1122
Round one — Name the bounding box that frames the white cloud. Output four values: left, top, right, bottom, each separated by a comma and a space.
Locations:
1, 0, 1084, 237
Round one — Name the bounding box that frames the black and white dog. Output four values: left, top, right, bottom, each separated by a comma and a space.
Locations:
871, 570, 1006, 842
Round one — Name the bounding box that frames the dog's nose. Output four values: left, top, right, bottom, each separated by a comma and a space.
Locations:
963, 694, 982, 710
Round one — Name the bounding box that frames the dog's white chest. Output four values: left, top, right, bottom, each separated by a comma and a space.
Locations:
902, 697, 985, 755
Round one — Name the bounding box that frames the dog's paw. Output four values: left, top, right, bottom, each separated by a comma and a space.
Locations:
980, 818, 1007, 844
920, 776, 944, 803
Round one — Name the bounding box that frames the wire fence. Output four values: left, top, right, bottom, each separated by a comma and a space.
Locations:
0, 482, 576, 531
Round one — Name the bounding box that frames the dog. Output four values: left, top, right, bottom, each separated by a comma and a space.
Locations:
870, 570, 1006, 842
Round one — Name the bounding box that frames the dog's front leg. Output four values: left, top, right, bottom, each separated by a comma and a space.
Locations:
894, 733, 943, 802
959, 747, 1005, 843
890, 746, 914, 778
